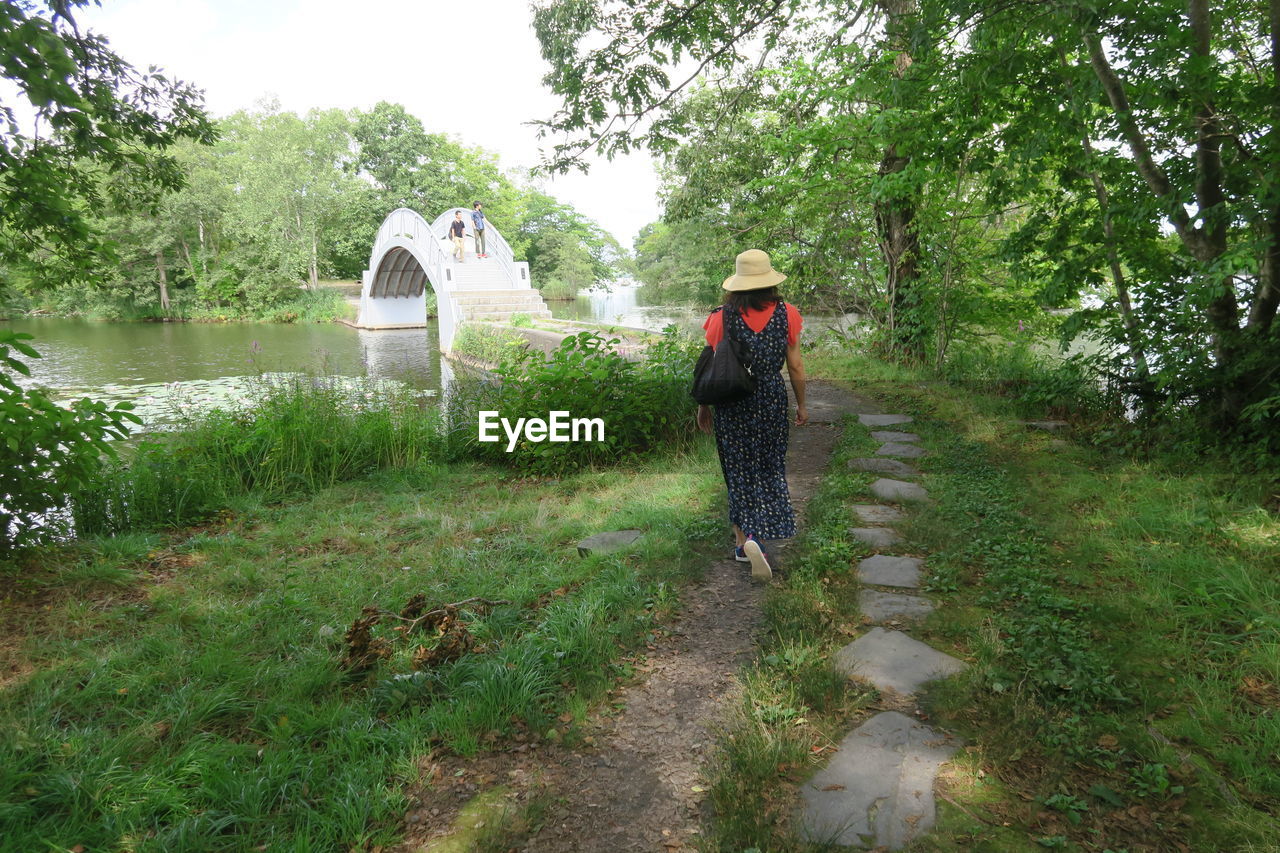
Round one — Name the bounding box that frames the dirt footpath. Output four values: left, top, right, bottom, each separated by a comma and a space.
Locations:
397, 380, 877, 852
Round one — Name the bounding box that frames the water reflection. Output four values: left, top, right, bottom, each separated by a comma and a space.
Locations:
551, 283, 865, 338
4, 316, 445, 430
4, 288, 865, 431
551, 281, 708, 334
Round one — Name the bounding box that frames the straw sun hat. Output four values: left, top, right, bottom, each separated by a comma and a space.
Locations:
722, 249, 788, 291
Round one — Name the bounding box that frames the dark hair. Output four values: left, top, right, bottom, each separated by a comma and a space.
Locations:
473, 201, 482, 208
723, 286, 780, 312
455, 210, 462, 214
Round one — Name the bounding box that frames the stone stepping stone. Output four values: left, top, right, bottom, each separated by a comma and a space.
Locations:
1022, 419, 1069, 432
875, 442, 927, 459
870, 479, 929, 503
576, 529, 642, 556
834, 628, 967, 696
849, 458, 921, 479
851, 504, 906, 525
859, 589, 935, 623
799, 711, 959, 849
858, 413, 914, 427
850, 527, 902, 549
870, 430, 920, 443
857, 555, 923, 588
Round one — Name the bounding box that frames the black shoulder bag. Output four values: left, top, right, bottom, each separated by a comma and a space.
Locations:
691, 306, 756, 405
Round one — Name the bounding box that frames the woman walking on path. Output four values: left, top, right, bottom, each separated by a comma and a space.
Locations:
697, 249, 808, 581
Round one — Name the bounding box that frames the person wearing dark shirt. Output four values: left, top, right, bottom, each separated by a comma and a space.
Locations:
449, 210, 466, 262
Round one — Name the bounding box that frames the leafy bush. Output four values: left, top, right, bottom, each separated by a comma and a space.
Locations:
450, 323, 530, 366
448, 327, 700, 474
942, 337, 1120, 421
0, 332, 139, 553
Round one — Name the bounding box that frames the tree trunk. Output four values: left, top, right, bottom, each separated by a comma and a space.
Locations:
874, 0, 925, 360
1085, 12, 1245, 424
310, 231, 319, 291
1055, 44, 1156, 407
876, 143, 921, 353
155, 250, 171, 313
197, 219, 208, 275
1080, 138, 1156, 408
1248, 0, 1280, 334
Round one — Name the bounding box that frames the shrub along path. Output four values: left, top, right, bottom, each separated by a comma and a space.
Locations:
394, 380, 879, 851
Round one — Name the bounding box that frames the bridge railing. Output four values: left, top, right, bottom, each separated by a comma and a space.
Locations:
428, 209, 523, 287
371, 208, 451, 287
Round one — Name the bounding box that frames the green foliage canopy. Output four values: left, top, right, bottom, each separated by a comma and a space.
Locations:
0, 0, 215, 286
537, 0, 1280, 438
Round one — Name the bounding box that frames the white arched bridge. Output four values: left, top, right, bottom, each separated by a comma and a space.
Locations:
356, 208, 552, 351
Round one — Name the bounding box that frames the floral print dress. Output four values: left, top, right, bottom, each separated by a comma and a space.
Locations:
710, 302, 796, 540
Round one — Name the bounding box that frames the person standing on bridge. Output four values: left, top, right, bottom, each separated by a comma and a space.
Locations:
449, 210, 467, 262
471, 201, 488, 258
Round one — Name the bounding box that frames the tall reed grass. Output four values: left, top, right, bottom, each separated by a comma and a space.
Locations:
71, 373, 443, 536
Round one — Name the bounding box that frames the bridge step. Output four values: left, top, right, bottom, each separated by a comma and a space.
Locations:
447, 264, 516, 290
453, 292, 549, 304
461, 309, 555, 321
450, 285, 552, 324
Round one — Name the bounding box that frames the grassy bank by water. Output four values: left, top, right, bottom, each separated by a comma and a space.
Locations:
4, 342, 1276, 850
0, 331, 706, 850
17, 286, 357, 325
0, 441, 725, 850
705, 351, 1278, 851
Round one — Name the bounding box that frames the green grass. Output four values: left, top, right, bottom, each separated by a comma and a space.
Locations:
0, 439, 726, 850
70, 372, 444, 537
703, 349, 1279, 851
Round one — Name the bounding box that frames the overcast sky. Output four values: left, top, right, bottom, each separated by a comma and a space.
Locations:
77, 0, 662, 246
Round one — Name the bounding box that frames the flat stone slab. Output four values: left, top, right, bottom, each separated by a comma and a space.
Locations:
850, 527, 902, 549
799, 711, 959, 849
849, 458, 921, 479
859, 589, 936, 623
857, 555, 923, 588
1022, 419, 1069, 432
858, 413, 914, 427
834, 628, 967, 696
576, 529, 642, 557
870, 479, 930, 503
851, 504, 906, 525
875, 442, 927, 459
870, 431, 920, 443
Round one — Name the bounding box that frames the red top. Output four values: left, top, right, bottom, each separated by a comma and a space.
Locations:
704, 301, 803, 348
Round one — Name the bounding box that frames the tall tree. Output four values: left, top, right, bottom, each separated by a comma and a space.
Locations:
0, 0, 214, 289
533, 0, 939, 356
932, 0, 1280, 427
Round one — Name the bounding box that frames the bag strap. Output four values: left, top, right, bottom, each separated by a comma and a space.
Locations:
725, 305, 755, 371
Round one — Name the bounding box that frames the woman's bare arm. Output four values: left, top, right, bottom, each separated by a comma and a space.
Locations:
786, 340, 808, 425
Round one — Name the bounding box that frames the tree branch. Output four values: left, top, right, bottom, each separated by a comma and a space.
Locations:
1189, 0, 1228, 251
1082, 29, 1196, 245
377, 597, 511, 634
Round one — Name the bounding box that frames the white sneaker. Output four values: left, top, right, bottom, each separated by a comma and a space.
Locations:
744, 538, 771, 582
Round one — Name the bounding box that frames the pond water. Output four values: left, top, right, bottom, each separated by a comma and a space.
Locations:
558, 283, 864, 339
3, 285, 861, 430
5, 316, 447, 428
556, 283, 709, 334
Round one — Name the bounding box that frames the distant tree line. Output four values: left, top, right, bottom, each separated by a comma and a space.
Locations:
3, 97, 623, 317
